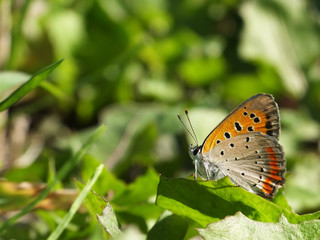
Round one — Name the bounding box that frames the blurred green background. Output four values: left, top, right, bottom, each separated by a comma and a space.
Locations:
0, 0, 320, 238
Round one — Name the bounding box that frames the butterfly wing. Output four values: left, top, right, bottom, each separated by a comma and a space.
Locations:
202, 132, 286, 198
201, 94, 280, 155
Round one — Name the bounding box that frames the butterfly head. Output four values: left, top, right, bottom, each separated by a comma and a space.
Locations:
178, 109, 207, 179
188, 144, 201, 164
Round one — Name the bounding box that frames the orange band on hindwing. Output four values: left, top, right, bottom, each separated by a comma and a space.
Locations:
261, 147, 283, 196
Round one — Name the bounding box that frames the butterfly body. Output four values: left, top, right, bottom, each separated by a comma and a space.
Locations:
185, 94, 286, 198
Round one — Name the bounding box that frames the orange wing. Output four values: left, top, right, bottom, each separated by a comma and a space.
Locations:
201, 94, 280, 154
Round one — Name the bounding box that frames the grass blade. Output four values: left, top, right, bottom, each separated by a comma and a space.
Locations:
0, 59, 64, 112
48, 164, 105, 240
0, 124, 106, 233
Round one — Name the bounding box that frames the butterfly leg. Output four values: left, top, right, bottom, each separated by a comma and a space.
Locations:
194, 160, 198, 179
204, 161, 210, 180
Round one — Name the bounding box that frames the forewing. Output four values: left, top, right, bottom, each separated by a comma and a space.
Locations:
202, 94, 280, 154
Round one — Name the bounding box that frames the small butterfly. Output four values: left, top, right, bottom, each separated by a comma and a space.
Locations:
178, 94, 286, 198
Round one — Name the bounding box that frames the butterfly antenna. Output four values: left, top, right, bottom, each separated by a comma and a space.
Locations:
177, 110, 199, 146
184, 109, 199, 146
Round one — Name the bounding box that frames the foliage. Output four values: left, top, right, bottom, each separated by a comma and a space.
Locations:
198, 212, 320, 240
156, 176, 320, 226
0, 0, 320, 239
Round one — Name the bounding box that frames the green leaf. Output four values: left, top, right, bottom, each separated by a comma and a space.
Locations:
75, 180, 109, 218
75, 179, 122, 239
197, 212, 320, 240
147, 214, 188, 240
96, 202, 122, 239
112, 168, 159, 206
112, 168, 163, 226
48, 164, 104, 240
81, 155, 126, 198
0, 59, 64, 112
156, 176, 320, 227
270, 188, 291, 211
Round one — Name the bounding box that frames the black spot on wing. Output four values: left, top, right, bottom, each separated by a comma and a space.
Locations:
224, 132, 231, 139
266, 130, 274, 136
265, 120, 273, 129
235, 122, 242, 131
247, 126, 254, 131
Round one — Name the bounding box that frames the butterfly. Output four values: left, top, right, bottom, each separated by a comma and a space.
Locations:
178, 93, 286, 198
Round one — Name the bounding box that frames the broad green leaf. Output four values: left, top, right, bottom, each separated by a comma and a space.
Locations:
112, 168, 159, 206
113, 168, 163, 226
156, 176, 320, 227
120, 203, 163, 220
48, 164, 104, 240
270, 188, 291, 211
0, 59, 63, 112
147, 214, 188, 240
197, 212, 320, 240
96, 202, 122, 239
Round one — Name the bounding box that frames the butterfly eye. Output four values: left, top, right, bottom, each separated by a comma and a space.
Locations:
193, 148, 199, 155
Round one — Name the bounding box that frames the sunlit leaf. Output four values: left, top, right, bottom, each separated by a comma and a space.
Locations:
198, 212, 320, 240
96, 202, 122, 239
156, 176, 320, 227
